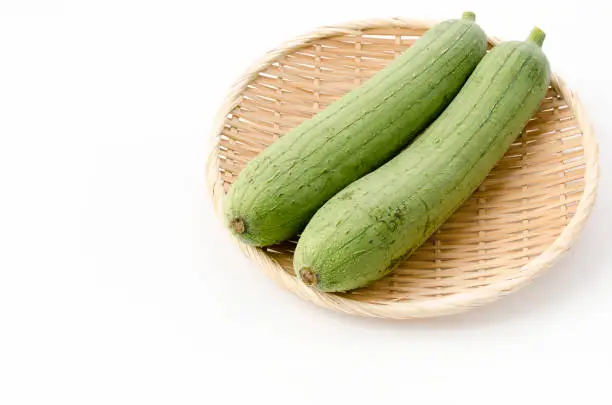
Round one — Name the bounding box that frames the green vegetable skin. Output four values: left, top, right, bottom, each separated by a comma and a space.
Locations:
294, 28, 550, 292
225, 13, 487, 246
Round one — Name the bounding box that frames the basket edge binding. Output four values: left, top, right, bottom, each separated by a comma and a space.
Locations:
204, 18, 600, 319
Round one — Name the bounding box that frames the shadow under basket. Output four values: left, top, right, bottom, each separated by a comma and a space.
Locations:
206, 18, 599, 319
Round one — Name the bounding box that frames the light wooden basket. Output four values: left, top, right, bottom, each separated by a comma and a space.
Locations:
206, 18, 599, 319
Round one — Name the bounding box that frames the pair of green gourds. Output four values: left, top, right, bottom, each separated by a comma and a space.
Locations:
224, 12, 550, 292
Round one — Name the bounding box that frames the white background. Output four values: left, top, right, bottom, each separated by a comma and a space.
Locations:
1, 1, 610, 404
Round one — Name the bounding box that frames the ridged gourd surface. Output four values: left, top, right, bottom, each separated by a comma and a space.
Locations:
294, 38, 551, 292
225, 17, 487, 246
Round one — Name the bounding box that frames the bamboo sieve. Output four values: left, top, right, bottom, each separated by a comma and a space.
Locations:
206, 18, 599, 319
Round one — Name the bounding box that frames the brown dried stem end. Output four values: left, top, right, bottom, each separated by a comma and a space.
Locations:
230, 217, 246, 234
299, 268, 318, 287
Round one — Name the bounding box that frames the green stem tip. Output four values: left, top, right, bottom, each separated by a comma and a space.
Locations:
528, 27, 546, 47
462, 11, 476, 21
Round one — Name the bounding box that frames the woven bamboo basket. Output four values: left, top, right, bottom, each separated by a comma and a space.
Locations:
206, 18, 599, 319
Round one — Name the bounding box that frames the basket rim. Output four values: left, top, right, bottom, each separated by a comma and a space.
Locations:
205, 17, 600, 319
